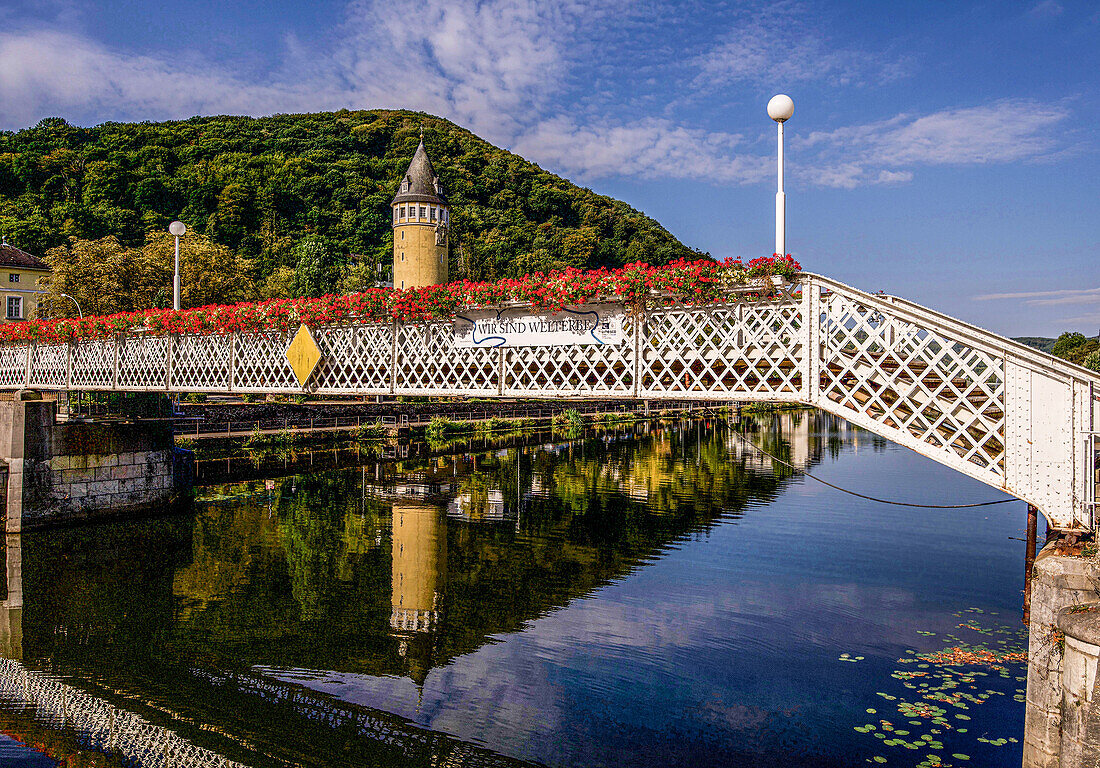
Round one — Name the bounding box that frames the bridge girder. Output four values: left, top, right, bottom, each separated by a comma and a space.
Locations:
0, 275, 1096, 531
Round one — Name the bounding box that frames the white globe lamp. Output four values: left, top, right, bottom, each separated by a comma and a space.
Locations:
767, 94, 794, 123
768, 95, 793, 257
169, 221, 187, 310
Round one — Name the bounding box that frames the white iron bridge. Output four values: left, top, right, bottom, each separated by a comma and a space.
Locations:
1, 274, 1097, 531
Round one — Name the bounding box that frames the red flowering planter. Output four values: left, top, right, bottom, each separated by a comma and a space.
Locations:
1, 256, 800, 345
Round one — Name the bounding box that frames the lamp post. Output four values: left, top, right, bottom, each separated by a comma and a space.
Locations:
169, 221, 186, 310
58, 292, 82, 319
767, 94, 794, 257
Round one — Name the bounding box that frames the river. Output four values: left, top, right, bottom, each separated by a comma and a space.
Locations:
0, 410, 1032, 768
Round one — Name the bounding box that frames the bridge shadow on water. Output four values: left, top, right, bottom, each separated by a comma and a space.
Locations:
0, 411, 972, 768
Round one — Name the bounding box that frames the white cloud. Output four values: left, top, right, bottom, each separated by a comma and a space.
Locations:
512, 116, 769, 183
0, 6, 1076, 191
1027, 0, 1064, 18
693, 1, 909, 88
336, 0, 621, 141
0, 29, 343, 127
975, 287, 1100, 306
796, 99, 1071, 188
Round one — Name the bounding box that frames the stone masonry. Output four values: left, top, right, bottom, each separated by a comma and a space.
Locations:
0, 391, 192, 531
1025, 545, 1100, 768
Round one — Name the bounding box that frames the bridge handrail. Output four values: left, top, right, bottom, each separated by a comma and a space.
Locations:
807, 273, 1100, 384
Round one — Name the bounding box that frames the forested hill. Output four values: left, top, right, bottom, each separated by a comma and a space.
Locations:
0, 110, 697, 286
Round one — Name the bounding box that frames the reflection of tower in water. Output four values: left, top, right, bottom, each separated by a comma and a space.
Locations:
779, 411, 811, 469
390, 502, 446, 685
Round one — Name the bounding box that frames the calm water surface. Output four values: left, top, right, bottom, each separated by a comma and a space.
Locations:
0, 412, 1031, 767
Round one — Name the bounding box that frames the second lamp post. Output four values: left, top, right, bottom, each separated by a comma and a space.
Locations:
169, 220, 186, 311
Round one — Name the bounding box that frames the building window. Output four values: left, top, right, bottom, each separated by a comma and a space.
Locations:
419, 207, 426, 219
8, 274, 18, 283
401, 230, 404, 240
6, 296, 22, 319
430, 208, 436, 222
400, 206, 406, 218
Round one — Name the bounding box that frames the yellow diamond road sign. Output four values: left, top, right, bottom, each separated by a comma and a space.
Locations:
286, 324, 323, 387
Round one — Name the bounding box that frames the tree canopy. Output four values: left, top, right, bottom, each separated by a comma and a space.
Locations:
1050, 331, 1100, 371
0, 110, 698, 314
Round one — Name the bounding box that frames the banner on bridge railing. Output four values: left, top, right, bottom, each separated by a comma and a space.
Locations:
453, 303, 626, 348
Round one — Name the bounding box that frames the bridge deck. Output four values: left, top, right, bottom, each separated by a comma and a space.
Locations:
0, 274, 1096, 530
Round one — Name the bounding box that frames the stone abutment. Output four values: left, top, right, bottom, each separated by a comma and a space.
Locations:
0, 391, 192, 532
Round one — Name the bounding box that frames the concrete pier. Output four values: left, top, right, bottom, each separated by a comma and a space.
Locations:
1055, 602, 1100, 766
0, 391, 192, 532
1024, 543, 1100, 768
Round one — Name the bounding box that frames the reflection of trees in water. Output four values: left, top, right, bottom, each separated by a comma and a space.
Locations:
2, 411, 858, 768
20, 414, 850, 680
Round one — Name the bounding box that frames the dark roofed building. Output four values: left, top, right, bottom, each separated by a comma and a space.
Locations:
0, 243, 49, 271
0, 241, 50, 321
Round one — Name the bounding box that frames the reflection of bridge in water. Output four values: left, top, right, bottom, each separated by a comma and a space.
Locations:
0, 415, 841, 767
0, 525, 542, 767
0, 657, 246, 768
192, 667, 532, 768
0, 533, 247, 768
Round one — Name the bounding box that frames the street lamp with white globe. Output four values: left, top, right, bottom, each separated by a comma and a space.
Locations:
169, 221, 186, 311
767, 94, 794, 258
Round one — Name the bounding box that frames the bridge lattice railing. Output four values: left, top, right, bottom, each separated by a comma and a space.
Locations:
0, 657, 244, 767
1, 275, 1096, 530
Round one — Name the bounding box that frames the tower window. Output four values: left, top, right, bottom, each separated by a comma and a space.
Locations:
8, 274, 18, 283
430, 208, 436, 222
419, 207, 426, 219
401, 231, 404, 240
399, 206, 405, 218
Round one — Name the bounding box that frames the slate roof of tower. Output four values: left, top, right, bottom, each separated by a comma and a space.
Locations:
392, 139, 448, 206
0, 243, 49, 270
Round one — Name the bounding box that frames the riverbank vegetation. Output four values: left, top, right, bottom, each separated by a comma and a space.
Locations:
1018, 332, 1099, 371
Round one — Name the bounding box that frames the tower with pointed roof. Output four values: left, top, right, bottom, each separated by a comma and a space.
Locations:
392, 137, 449, 289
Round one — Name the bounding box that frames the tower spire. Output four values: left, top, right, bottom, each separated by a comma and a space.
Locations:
392, 140, 450, 289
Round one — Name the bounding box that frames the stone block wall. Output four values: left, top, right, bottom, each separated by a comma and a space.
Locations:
1056, 604, 1100, 767
0, 392, 192, 531
1024, 546, 1100, 768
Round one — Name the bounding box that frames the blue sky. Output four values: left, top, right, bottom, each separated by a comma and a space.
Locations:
0, 0, 1097, 336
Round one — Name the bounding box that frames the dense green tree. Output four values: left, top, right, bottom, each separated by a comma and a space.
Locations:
1052, 332, 1087, 358
0, 110, 699, 300
42, 231, 253, 317
1050, 331, 1099, 367
292, 235, 339, 298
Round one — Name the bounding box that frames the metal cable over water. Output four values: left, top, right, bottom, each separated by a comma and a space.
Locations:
732, 429, 1017, 509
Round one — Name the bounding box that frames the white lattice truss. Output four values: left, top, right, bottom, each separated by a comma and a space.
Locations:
0, 657, 245, 768
3, 275, 1098, 530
